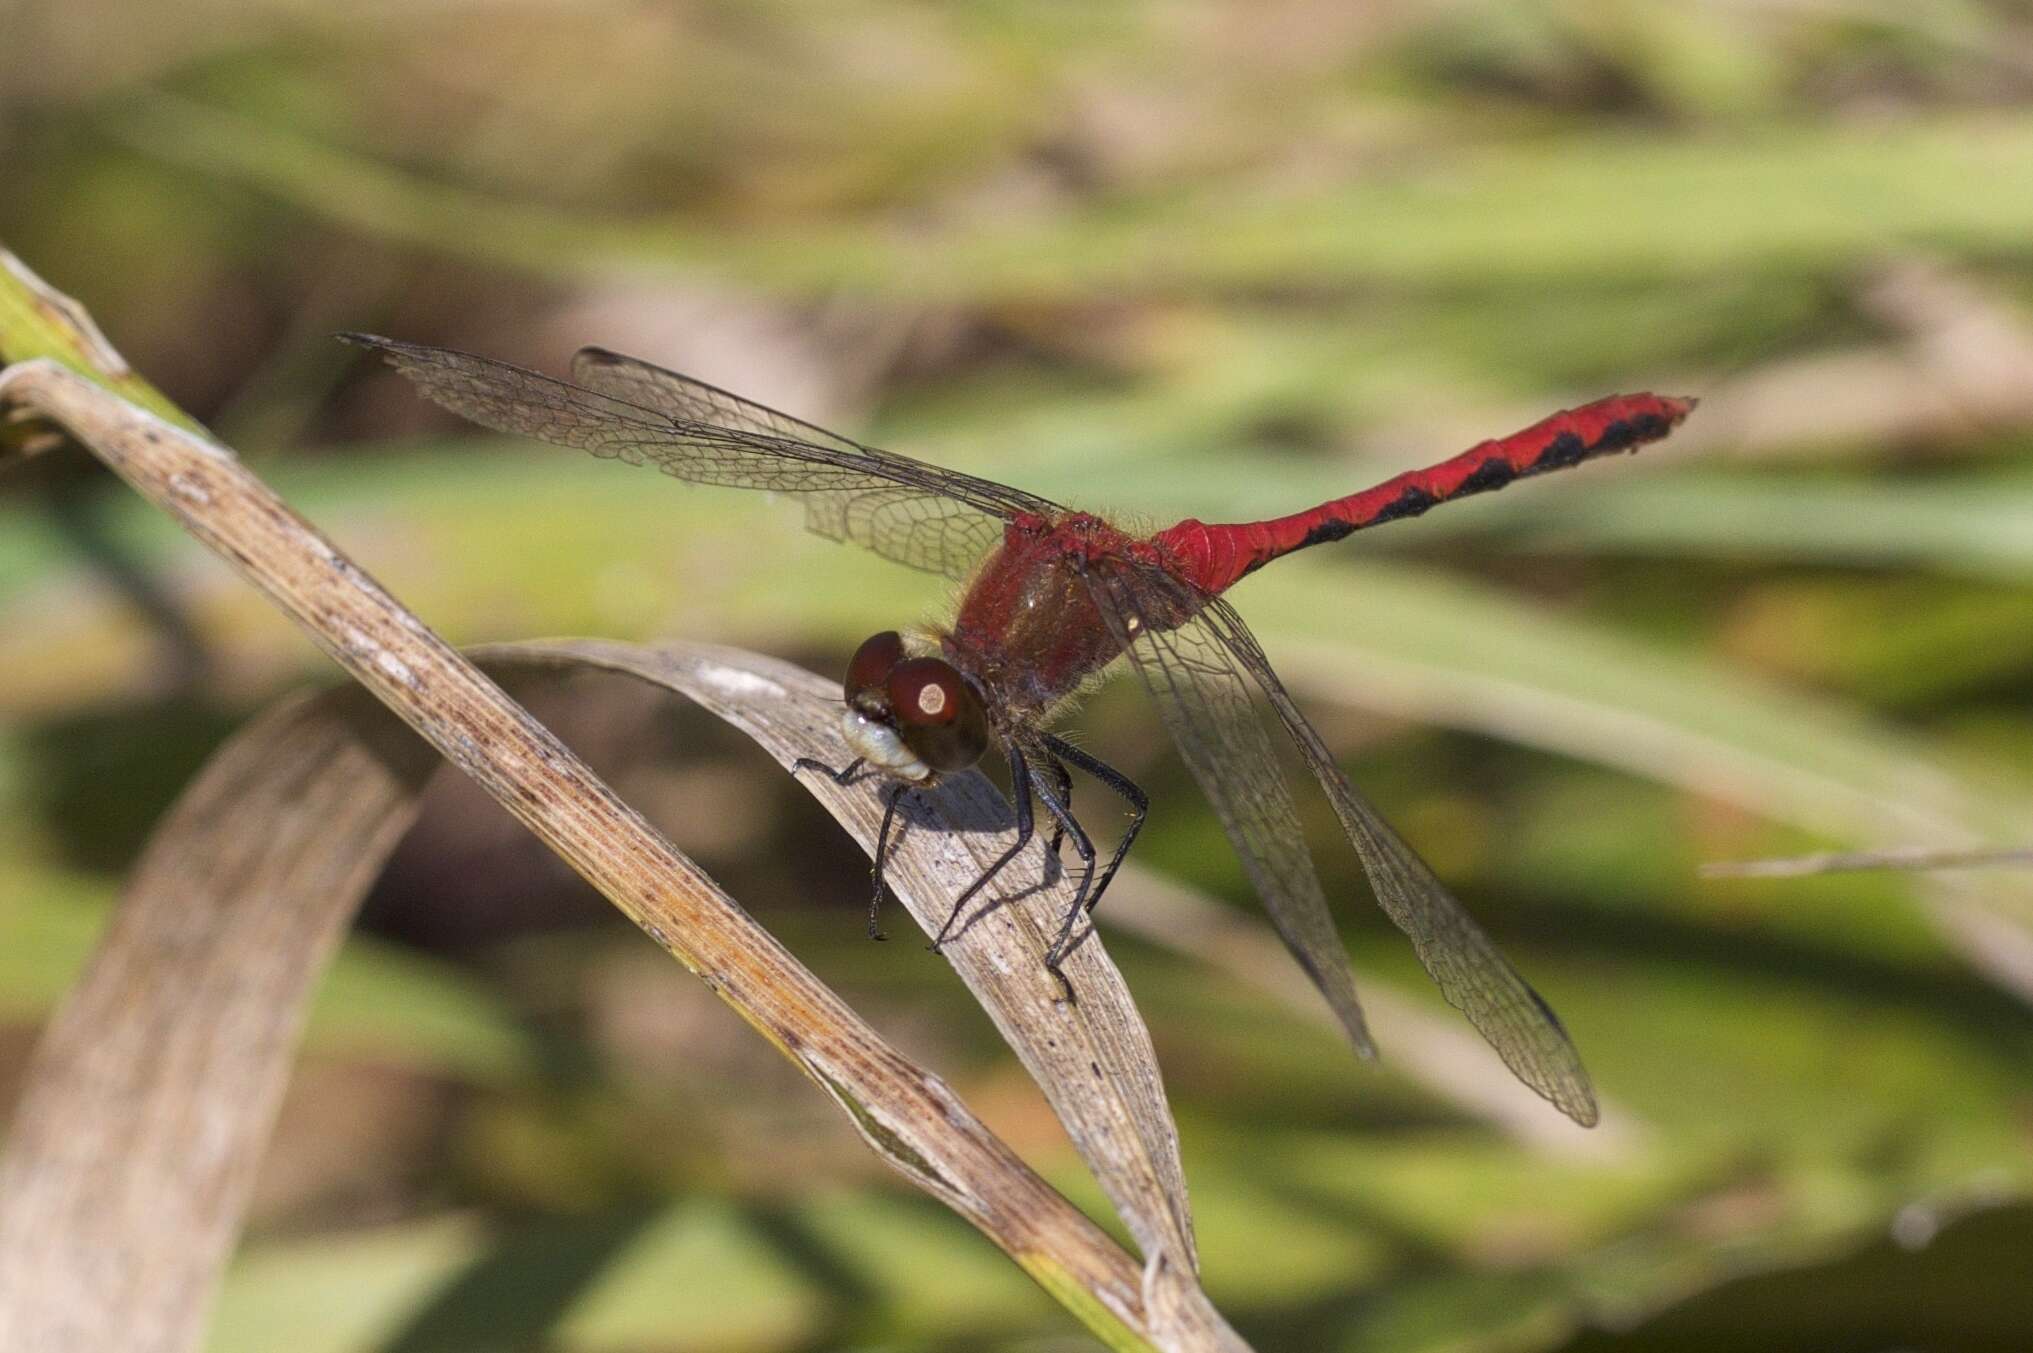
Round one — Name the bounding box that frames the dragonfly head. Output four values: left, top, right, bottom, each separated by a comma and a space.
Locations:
839, 631, 988, 780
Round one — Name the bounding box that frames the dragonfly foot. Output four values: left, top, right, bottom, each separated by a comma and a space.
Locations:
792, 755, 866, 786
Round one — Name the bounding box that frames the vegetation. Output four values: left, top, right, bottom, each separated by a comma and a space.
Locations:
4, 2, 2033, 1347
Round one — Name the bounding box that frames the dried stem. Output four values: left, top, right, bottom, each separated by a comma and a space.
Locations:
0, 348, 1240, 1351
1702, 844, 2033, 879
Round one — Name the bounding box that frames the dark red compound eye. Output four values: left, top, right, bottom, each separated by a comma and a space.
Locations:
844, 630, 907, 703
886, 657, 989, 772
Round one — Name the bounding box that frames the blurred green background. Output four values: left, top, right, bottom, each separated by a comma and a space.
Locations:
6, 1, 2033, 1349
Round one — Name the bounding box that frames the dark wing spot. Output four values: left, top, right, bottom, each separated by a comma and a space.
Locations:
1525, 982, 1570, 1038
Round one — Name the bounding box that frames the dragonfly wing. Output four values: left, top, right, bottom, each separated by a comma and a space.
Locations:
571, 346, 877, 454
1082, 562, 1377, 1059
1086, 560, 1597, 1126
1192, 590, 1598, 1127
343, 335, 1063, 579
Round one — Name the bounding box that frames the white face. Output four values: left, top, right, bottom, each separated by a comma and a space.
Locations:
841, 708, 933, 782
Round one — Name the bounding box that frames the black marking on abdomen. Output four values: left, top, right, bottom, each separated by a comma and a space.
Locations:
1627, 411, 1670, 441
1595, 421, 1637, 455
1366, 484, 1439, 527
1457, 457, 1517, 494
1298, 517, 1357, 550
1533, 430, 1590, 471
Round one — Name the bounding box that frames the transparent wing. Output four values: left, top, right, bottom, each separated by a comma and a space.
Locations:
572, 345, 877, 455
1084, 561, 1598, 1127
343, 335, 1064, 579
1082, 561, 1376, 1059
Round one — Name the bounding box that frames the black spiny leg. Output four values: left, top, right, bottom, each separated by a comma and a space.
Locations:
865, 785, 907, 941
793, 757, 894, 938
928, 745, 1035, 953
791, 755, 866, 785
1031, 772, 1096, 997
1040, 732, 1147, 922
1039, 753, 1073, 858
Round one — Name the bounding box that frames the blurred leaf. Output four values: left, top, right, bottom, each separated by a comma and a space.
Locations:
0, 870, 536, 1084
11, 6, 2033, 1345
101, 96, 2033, 299
210, 1215, 490, 1353
0, 248, 204, 436
1350, 469, 2033, 583
1242, 557, 2029, 846
209, 1195, 1069, 1353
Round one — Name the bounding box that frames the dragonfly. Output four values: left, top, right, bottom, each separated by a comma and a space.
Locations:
343, 332, 1693, 1127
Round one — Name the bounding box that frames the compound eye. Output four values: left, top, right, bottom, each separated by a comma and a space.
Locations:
886, 658, 988, 772
845, 631, 907, 703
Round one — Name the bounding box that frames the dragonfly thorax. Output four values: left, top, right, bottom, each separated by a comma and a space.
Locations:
839, 631, 990, 781
945, 517, 1137, 718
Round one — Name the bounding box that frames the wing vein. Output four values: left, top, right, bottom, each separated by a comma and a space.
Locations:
1083, 559, 1596, 1126
344, 335, 1064, 579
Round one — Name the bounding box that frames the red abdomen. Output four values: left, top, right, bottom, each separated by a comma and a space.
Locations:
1154, 392, 1695, 595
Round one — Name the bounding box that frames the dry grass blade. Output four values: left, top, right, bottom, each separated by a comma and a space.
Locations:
0, 343, 1242, 1351
1702, 844, 2033, 878
0, 690, 437, 1353
0, 246, 207, 444
499, 639, 1198, 1271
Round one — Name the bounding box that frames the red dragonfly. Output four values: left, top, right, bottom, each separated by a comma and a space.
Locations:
345, 333, 1693, 1127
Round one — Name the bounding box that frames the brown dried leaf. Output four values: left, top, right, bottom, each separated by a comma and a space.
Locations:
500, 638, 1199, 1272
0, 690, 436, 1351
0, 349, 1242, 1352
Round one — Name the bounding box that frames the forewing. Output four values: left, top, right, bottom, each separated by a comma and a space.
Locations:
572, 346, 876, 454
343, 335, 1061, 578
1082, 561, 1377, 1059
1191, 592, 1599, 1127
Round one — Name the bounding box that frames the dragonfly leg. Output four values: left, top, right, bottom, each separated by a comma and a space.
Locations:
928, 745, 1034, 953
865, 784, 909, 941
791, 755, 867, 786
1038, 753, 1073, 857
1039, 732, 1148, 919
1032, 773, 1095, 996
